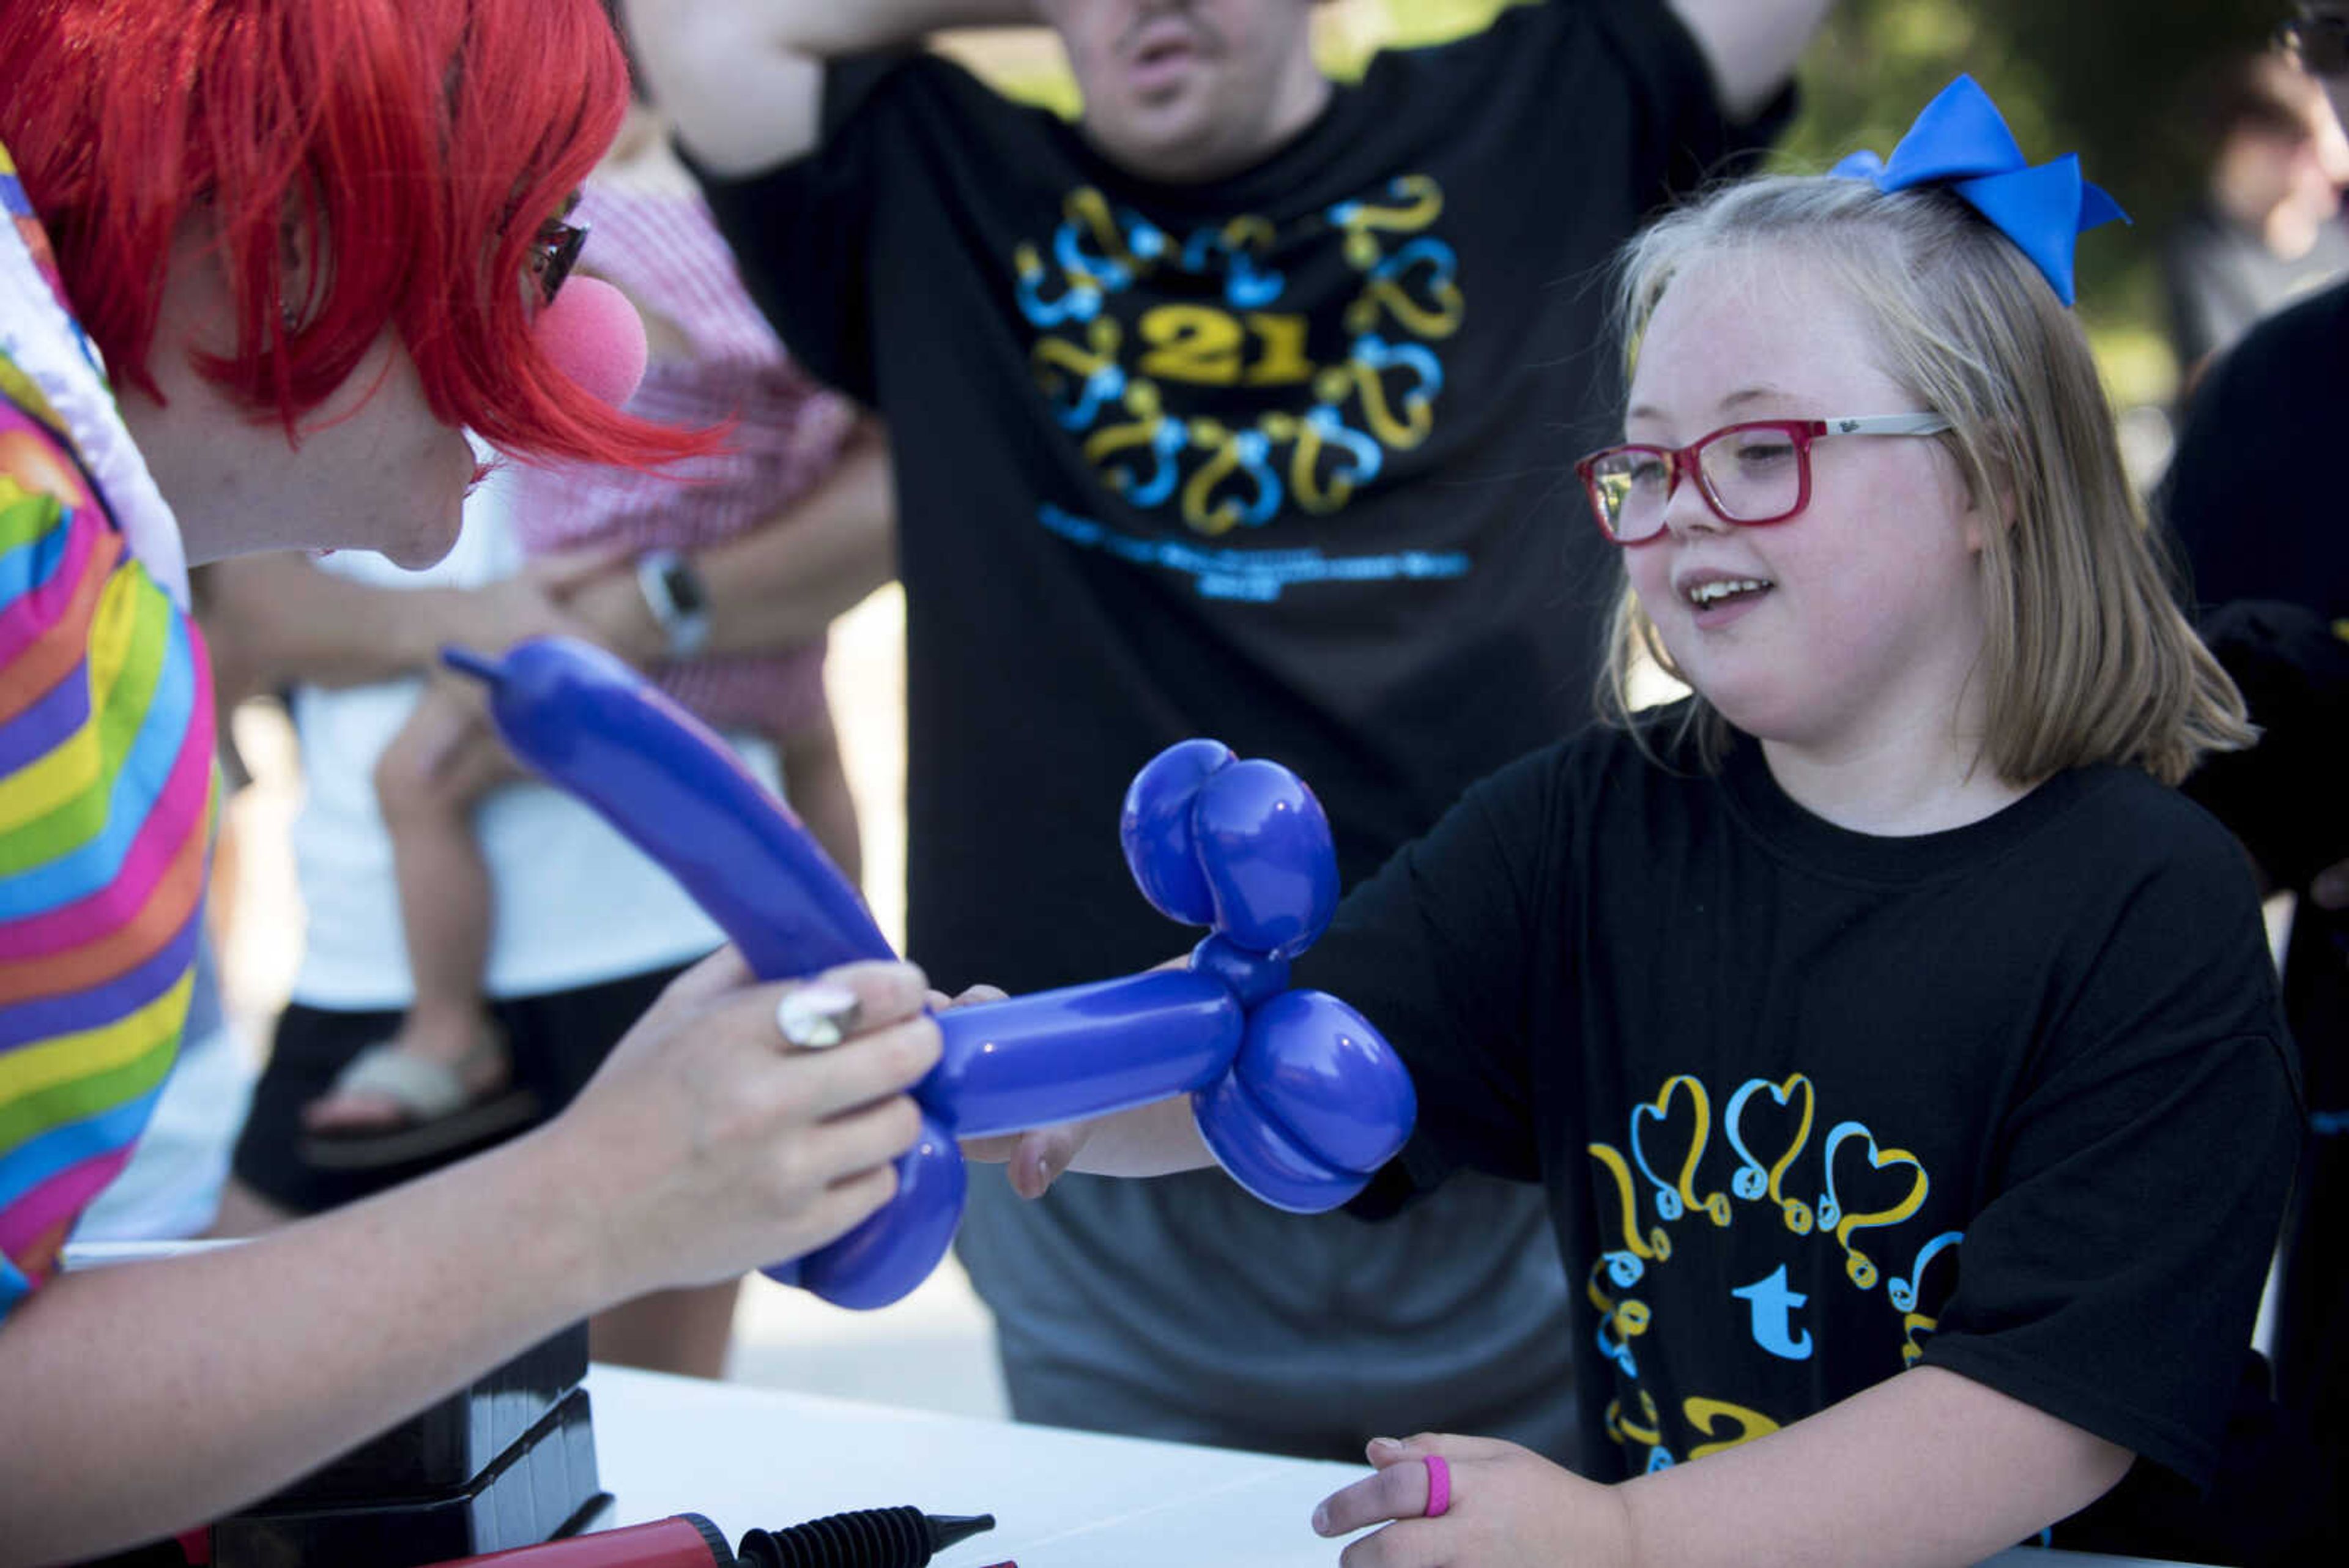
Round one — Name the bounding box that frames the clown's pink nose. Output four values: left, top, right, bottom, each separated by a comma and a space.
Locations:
532, 276, 648, 408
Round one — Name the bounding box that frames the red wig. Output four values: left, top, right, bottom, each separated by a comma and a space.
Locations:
0, 0, 705, 467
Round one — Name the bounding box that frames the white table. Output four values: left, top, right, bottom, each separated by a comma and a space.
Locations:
585, 1366, 2205, 1568
592, 1364, 1357, 1565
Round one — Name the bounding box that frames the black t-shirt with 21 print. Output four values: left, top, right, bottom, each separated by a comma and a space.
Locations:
698, 0, 1781, 994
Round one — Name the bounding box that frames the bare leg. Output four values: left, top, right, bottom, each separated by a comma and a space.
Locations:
777, 705, 864, 891
381, 710, 494, 1057
305, 686, 519, 1132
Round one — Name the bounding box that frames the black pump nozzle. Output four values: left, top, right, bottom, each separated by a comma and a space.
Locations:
735, 1508, 995, 1568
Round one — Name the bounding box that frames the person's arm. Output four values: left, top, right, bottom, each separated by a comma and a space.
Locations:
1314, 1364, 2129, 1568
555, 420, 898, 664
199, 552, 590, 702
1664, 0, 1835, 122
620, 1, 1037, 177
0, 956, 940, 1567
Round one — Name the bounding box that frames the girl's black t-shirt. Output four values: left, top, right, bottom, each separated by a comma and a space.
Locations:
1306, 716, 2300, 1494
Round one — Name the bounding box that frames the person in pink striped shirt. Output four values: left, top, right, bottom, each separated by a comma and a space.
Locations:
301, 102, 882, 1151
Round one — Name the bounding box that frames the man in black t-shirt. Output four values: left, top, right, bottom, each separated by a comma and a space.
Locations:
622, 0, 1828, 1462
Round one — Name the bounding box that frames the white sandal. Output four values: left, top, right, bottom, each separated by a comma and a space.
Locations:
299, 1020, 538, 1170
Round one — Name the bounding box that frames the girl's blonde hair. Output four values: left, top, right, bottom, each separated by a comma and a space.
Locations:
1598, 174, 2250, 786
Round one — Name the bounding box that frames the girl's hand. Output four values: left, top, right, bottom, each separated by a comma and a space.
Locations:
1312, 1433, 1635, 1568
928, 983, 1097, 1200
541, 951, 942, 1300
960, 1117, 1096, 1200
927, 983, 1009, 1013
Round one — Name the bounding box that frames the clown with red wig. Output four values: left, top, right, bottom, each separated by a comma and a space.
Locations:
0, 6, 941, 1559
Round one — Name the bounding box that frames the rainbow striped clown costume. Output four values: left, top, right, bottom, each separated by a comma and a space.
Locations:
0, 139, 216, 1321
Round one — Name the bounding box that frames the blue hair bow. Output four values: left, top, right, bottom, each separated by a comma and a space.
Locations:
1830, 74, 2128, 307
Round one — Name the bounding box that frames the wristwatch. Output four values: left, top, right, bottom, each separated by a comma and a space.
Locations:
634, 548, 711, 660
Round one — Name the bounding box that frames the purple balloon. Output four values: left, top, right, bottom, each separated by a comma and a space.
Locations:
764, 1115, 967, 1311
933, 972, 1243, 1139
1233, 990, 1417, 1176
442, 640, 892, 977
449, 639, 1418, 1310
1119, 738, 1234, 927
1192, 1071, 1373, 1214
1191, 759, 1339, 959
1188, 932, 1292, 1011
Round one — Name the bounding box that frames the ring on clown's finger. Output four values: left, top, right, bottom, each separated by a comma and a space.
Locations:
1422, 1454, 1452, 1520
776, 984, 862, 1049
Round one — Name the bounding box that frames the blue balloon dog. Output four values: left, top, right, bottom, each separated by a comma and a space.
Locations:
444, 637, 1416, 1309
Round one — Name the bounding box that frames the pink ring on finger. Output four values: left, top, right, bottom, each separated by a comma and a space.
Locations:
1423, 1454, 1452, 1519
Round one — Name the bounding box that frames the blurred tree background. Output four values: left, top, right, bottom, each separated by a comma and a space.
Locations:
950, 0, 2304, 414
1771, 0, 2287, 408
1371, 0, 2295, 408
